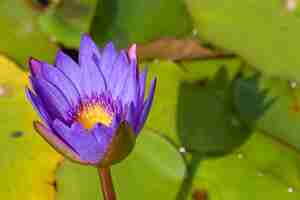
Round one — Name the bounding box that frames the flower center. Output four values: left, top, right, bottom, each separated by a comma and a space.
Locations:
76, 103, 113, 129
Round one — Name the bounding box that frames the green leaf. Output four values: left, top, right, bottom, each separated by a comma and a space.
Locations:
192, 132, 300, 200
91, 0, 193, 48
39, 0, 98, 48
185, 0, 300, 80
145, 60, 184, 143
55, 130, 186, 200
0, 0, 58, 67
0, 55, 62, 199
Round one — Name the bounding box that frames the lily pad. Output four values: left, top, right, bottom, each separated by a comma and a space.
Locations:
0, 54, 62, 199
91, 0, 193, 48
0, 0, 58, 67
192, 132, 300, 200
145, 60, 184, 142
39, 0, 97, 48
185, 0, 300, 80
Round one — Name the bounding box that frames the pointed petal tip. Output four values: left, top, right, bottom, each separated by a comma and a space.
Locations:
55, 50, 65, 60
150, 76, 157, 90
28, 57, 42, 76
33, 120, 51, 135
80, 33, 94, 46
81, 33, 92, 40
128, 44, 137, 61
135, 76, 157, 133
103, 41, 117, 54
25, 87, 34, 102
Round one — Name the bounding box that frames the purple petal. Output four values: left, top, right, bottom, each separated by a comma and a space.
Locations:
52, 120, 107, 165
136, 77, 157, 133
30, 77, 72, 123
40, 63, 80, 107
79, 34, 106, 97
110, 50, 130, 93
29, 57, 42, 77
99, 42, 118, 78
138, 67, 148, 104
25, 88, 52, 125
33, 121, 87, 164
112, 53, 138, 105
55, 51, 82, 92
128, 44, 137, 62
125, 102, 138, 132
79, 34, 101, 66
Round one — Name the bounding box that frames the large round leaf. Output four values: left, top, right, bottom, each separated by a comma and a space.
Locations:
39, 0, 98, 48
185, 0, 300, 80
0, 0, 58, 66
91, 0, 193, 48
0, 55, 62, 199
193, 132, 300, 200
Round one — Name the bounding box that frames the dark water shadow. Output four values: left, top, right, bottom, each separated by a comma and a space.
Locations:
175, 67, 275, 200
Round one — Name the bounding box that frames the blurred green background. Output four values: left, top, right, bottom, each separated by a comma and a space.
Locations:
1, 0, 300, 199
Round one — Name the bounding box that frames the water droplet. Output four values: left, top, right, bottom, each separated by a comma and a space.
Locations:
192, 29, 198, 36
50, 36, 57, 43
237, 153, 244, 159
288, 187, 294, 193
179, 147, 186, 153
153, 59, 159, 64
257, 171, 264, 177
289, 80, 297, 88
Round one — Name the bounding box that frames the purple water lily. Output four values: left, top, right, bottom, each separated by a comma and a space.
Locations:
26, 35, 156, 166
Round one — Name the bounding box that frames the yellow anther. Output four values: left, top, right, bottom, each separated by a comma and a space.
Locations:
76, 104, 113, 129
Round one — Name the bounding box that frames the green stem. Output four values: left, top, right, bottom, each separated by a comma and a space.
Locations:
98, 167, 117, 200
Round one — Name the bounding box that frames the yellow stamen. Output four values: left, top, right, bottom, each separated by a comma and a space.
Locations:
76, 104, 113, 129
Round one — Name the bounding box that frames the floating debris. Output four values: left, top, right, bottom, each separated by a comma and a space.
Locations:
0, 84, 12, 97
192, 189, 208, 200
0, 85, 7, 97
10, 131, 24, 138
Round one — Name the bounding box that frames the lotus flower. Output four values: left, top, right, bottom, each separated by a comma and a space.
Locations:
25, 35, 156, 166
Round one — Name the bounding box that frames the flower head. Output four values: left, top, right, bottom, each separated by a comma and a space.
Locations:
26, 35, 156, 166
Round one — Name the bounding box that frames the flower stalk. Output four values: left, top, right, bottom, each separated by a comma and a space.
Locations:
98, 167, 116, 200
